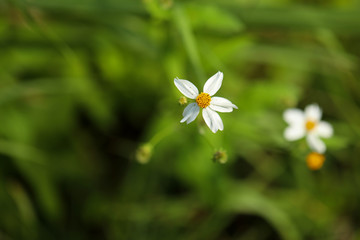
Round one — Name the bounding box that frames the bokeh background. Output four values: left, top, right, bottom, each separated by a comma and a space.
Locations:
1, 0, 360, 239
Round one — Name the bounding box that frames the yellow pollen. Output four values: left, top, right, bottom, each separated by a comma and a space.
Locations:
196, 92, 211, 108
305, 120, 316, 131
306, 152, 325, 170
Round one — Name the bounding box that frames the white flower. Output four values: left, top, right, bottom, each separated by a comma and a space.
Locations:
174, 71, 238, 133
283, 104, 333, 153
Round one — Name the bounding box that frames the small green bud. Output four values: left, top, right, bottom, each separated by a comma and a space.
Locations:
212, 149, 228, 164
178, 96, 187, 105
135, 143, 153, 164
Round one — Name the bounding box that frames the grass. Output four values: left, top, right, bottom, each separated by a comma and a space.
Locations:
0, 0, 360, 239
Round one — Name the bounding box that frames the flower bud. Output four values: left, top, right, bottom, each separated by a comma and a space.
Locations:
213, 149, 228, 164
306, 152, 325, 170
178, 96, 187, 105
135, 143, 153, 164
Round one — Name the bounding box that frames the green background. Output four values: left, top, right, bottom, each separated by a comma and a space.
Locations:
0, 0, 359, 239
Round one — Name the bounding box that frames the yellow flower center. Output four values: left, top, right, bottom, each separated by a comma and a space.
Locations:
305, 120, 316, 131
306, 152, 325, 170
196, 92, 211, 108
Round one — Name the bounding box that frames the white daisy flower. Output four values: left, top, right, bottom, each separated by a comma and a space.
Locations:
283, 104, 333, 153
174, 71, 238, 133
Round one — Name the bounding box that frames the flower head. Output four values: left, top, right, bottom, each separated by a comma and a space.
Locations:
283, 104, 333, 153
178, 96, 187, 105
306, 152, 325, 170
212, 149, 228, 164
135, 143, 153, 164
174, 71, 238, 133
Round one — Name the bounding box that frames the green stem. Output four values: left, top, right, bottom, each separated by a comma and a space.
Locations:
200, 133, 216, 150
290, 150, 315, 192
149, 124, 176, 146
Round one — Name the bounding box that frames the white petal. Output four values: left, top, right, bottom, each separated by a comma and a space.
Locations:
316, 121, 333, 138
284, 126, 305, 141
203, 71, 223, 96
307, 134, 326, 154
180, 103, 200, 124
305, 104, 322, 122
283, 108, 304, 126
174, 78, 199, 99
209, 97, 238, 113
202, 107, 224, 133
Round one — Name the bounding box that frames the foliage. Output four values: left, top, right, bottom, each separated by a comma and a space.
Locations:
1, 0, 360, 239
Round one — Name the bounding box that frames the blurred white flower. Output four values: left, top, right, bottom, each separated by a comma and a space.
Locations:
283, 104, 333, 153
174, 71, 238, 133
